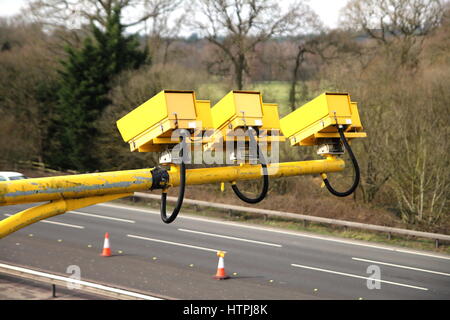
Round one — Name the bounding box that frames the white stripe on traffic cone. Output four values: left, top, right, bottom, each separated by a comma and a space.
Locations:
101, 232, 112, 257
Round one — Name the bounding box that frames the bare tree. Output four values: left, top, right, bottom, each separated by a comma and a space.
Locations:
385, 71, 450, 228
341, 0, 444, 67
336, 0, 447, 208
191, 0, 318, 89
143, 1, 186, 65
287, 30, 358, 112
21, 0, 183, 61
288, 43, 313, 111
24, 0, 180, 30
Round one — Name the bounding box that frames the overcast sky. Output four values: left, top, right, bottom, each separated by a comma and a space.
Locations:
0, 0, 349, 29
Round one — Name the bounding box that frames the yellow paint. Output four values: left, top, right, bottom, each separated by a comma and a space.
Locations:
206, 93, 285, 152
0, 159, 344, 206
261, 103, 282, 131
0, 168, 152, 206
195, 100, 214, 130
117, 90, 168, 142
211, 91, 264, 130
0, 159, 344, 238
117, 90, 197, 142
168, 158, 344, 187
0, 193, 130, 239
116, 90, 215, 152
217, 251, 226, 258
280, 92, 366, 146
0, 157, 345, 207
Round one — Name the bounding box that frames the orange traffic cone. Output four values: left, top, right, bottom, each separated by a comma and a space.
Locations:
101, 232, 112, 257
213, 251, 229, 280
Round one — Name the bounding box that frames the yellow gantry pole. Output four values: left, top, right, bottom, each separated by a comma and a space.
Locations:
0, 157, 344, 238
167, 158, 344, 187
0, 193, 131, 239
0, 168, 154, 206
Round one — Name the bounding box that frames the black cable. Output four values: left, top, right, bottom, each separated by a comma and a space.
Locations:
160, 132, 188, 224
231, 128, 269, 204
322, 125, 360, 197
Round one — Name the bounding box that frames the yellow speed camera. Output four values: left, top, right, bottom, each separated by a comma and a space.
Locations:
116, 90, 213, 153
204, 91, 284, 154
280, 92, 366, 148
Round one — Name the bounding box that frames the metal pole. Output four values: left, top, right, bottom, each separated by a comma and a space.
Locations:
0, 159, 344, 207
0, 168, 153, 206
0, 193, 131, 239
0, 158, 344, 239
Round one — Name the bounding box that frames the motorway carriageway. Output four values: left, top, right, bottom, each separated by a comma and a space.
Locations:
1, 202, 449, 299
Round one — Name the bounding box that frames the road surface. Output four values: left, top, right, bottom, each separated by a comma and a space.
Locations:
1, 202, 449, 299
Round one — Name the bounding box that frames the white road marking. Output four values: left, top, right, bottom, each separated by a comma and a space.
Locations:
352, 257, 450, 277
41, 220, 85, 229
291, 263, 429, 291
70, 211, 135, 224
0, 263, 161, 300
385, 249, 450, 260
3, 214, 84, 229
178, 228, 282, 247
97, 203, 165, 215
127, 234, 221, 253
96, 203, 450, 261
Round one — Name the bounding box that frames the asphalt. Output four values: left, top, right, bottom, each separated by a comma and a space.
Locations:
0, 273, 109, 300
1, 202, 449, 300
